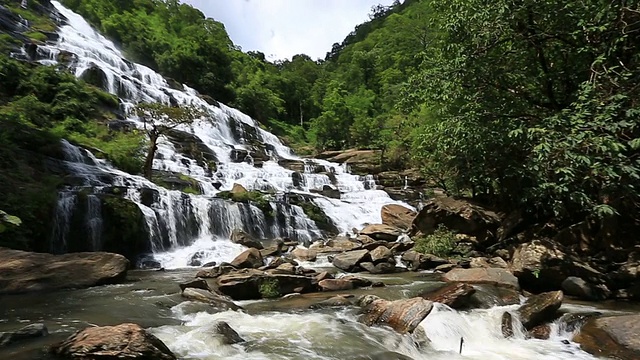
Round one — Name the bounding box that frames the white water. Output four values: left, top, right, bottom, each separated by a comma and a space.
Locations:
149, 301, 604, 360
39, 1, 410, 268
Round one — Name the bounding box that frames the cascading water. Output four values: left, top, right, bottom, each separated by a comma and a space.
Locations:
38, 1, 410, 268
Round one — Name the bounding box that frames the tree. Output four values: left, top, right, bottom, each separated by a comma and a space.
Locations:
135, 103, 201, 179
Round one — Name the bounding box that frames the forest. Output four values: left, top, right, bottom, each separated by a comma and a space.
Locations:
2, 0, 639, 237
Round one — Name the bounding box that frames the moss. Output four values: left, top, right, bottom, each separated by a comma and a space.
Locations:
6, 4, 56, 32
414, 224, 457, 257
217, 190, 274, 217
297, 200, 337, 234
0, 34, 21, 52
100, 195, 149, 261
25, 31, 48, 42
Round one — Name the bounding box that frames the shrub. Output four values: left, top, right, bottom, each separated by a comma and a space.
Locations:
414, 224, 457, 257
259, 278, 280, 298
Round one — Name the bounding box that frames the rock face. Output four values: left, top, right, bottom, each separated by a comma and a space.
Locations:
517, 290, 563, 330
230, 248, 263, 269
230, 229, 264, 249
360, 224, 402, 241
332, 249, 371, 272
575, 315, 640, 359
443, 268, 520, 290
509, 239, 604, 292
0, 323, 48, 348
0, 248, 129, 294
360, 297, 434, 334
410, 197, 501, 246
420, 283, 476, 309
50, 323, 176, 360
381, 204, 417, 230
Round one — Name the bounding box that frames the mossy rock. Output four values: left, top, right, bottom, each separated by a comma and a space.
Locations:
151, 170, 203, 195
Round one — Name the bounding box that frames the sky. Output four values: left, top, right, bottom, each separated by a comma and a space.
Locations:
181, 0, 397, 61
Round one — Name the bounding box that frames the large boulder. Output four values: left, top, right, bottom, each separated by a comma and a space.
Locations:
230, 248, 263, 269
230, 229, 263, 249
517, 291, 563, 330
318, 279, 354, 291
369, 246, 393, 264
290, 247, 318, 262
574, 315, 640, 359
360, 262, 396, 274
181, 288, 241, 311
332, 249, 371, 272
316, 149, 382, 175
230, 183, 248, 195
214, 322, 245, 345
360, 224, 402, 241
509, 239, 605, 292
410, 197, 501, 246
419, 283, 476, 310
0, 248, 129, 294
216, 270, 314, 300
562, 276, 610, 301
360, 297, 434, 334
0, 323, 48, 348
401, 250, 449, 270
381, 204, 417, 231
443, 268, 520, 290
50, 323, 176, 360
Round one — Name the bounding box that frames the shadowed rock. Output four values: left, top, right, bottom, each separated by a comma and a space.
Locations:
360, 297, 434, 334
517, 290, 563, 330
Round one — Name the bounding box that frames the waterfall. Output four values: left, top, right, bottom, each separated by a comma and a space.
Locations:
50, 191, 76, 253
40, 1, 412, 268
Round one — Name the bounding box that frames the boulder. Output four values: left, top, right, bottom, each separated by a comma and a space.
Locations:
360, 224, 402, 242
381, 204, 417, 231
179, 279, 210, 292
290, 247, 318, 262
360, 262, 395, 274
316, 149, 382, 175
501, 312, 514, 338
195, 265, 236, 279
528, 324, 551, 340
332, 250, 371, 272
434, 263, 457, 273
468, 284, 521, 308
443, 268, 520, 290
419, 283, 476, 309
50, 323, 176, 360
214, 322, 244, 345
311, 184, 341, 199
369, 246, 393, 264
269, 262, 296, 275
181, 288, 241, 311
509, 239, 605, 292
562, 276, 603, 300
231, 183, 248, 195
0, 323, 48, 348
230, 248, 263, 269
401, 250, 449, 271
0, 248, 129, 294
360, 297, 434, 334
318, 279, 354, 291
309, 295, 353, 309
231, 229, 264, 249
574, 315, 640, 359
469, 257, 508, 269
410, 197, 501, 246
278, 159, 305, 172
217, 270, 314, 300
517, 290, 563, 330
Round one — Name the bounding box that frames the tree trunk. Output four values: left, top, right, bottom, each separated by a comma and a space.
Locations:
143, 134, 158, 180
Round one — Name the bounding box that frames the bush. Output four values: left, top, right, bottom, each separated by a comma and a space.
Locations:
414, 224, 457, 257
259, 278, 280, 298
217, 190, 274, 217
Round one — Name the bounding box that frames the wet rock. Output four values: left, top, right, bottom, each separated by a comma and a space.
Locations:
181, 288, 241, 311
369, 246, 393, 264
574, 315, 640, 359
354, 351, 414, 360
381, 204, 417, 231
311, 184, 341, 199
528, 324, 551, 340
509, 239, 604, 292
434, 263, 457, 273
291, 247, 318, 262
470, 257, 508, 269
230, 248, 263, 269
342, 276, 373, 288
420, 283, 476, 309
217, 270, 314, 300
332, 249, 371, 272
561, 276, 599, 300
468, 284, 521, 308
268, 263, 296, 275
187, 251, 206, 267
360, 297, 434, 334
231, 183, 248, 195
0, 323, 48, 348
558, 312, 601, 333
0, 249, 129, 294
230, 149, 249, 163
202, 261, 217, 268
316, 149, 382, 175
360, 224, 402, 242
501, 312, 514, 338
260, 240, 285, 257
278, 159, 305, 172
401, 250, 449, 271
50, 323, 176, 360
314, 271, 334, 283
360, 262, 396, 274
517, 290, 563, 330
231, 229, 264, 250
325, 236, 363, 251
318, 279, 357, 291
357, 294, 382, 307
179, 279, 210, 292
195, 265, 236, 279
214, 321, 245, 345
309, 295, 353, 309
291, 171, 304, 188
443, 268, 520, 290
410, 197, 501, 246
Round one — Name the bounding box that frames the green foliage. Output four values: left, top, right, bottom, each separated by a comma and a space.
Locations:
414, 225, 457, 257
0, 210, 22, 234
25, 31, 48, 42
296, 200, 337, 234
259, 277, 280, 298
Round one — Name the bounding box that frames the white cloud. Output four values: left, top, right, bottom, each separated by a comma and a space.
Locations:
182, 0, 397, 61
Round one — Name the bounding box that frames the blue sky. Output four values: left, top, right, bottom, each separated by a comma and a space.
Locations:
182, 0, 397, 61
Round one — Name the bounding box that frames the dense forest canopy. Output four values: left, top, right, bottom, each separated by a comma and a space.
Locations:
3, 0, 639, 233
